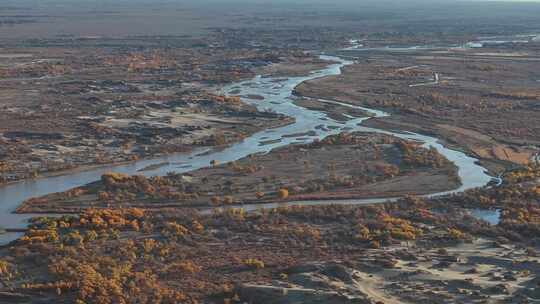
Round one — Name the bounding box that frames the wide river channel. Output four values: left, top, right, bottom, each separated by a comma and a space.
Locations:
0, 55, 493, 245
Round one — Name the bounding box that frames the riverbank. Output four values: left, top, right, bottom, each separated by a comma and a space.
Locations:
15, 132, 460, 214
0, 43, 328, 186
0, 53, 494, 248
0, 114, 295, 189
3, 163, 540, 303
295, 45, 540, 174
0, 45, 538, 304
0, 54, 353, 242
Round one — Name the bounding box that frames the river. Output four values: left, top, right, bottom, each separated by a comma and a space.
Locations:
0, 55, 493, 245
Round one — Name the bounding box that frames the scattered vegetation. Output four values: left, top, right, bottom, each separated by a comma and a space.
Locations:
3, 162, 540, 303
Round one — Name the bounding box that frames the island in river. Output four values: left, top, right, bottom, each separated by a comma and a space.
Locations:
16, 132, 460, 213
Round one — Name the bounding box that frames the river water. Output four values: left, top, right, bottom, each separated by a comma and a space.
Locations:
0, 55, 493, 245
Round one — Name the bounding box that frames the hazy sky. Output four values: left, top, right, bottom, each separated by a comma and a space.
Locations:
1, 0, 539, 39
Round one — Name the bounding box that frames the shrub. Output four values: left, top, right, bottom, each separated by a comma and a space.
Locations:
165, 261, 201, 275
211, 196, 221, 205
448, 228, 466, 240
223, 196, 234, 205
0, 260, 10, 276
277, 189, 289, 199
162, 222, 189, 238
243, 258, 265, 269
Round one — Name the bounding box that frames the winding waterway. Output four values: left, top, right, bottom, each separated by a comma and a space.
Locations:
0, 55, 493, 245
